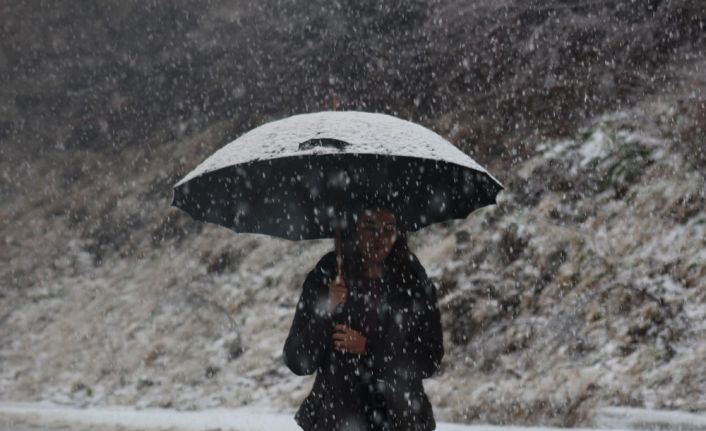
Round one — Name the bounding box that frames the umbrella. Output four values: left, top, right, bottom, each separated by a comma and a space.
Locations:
172, 111, 503, 244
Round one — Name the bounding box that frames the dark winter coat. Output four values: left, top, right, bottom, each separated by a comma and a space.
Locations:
283, 251, 444, 431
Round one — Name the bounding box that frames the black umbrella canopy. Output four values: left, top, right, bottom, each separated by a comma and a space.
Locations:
172, 111, 503, 240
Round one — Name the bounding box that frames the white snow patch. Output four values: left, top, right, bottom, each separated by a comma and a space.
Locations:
175, 111, 502, 187
579, 129, 611, 166
595, 406, 706, 431
0, 401, 653, 431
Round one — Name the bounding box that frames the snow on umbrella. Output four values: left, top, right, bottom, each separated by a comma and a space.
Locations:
172, 111, 503, 242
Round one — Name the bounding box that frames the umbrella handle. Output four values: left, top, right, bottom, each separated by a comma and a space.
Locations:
335, 221, 344, 280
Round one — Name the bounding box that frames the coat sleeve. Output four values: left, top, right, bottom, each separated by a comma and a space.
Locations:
283, 253, 335, 376
406, 267, 444, 379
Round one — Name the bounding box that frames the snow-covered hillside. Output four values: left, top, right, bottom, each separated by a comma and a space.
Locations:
2, 92, 704, 426
1, 1, 704, 428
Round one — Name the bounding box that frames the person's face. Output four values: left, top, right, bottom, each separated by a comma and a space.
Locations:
355, 209, 398, 264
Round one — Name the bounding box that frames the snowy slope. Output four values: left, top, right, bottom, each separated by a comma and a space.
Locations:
2, 1, 705, 428
1, 94, 704, 427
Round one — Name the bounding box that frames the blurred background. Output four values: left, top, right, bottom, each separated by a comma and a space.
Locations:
1, 0, 705, 427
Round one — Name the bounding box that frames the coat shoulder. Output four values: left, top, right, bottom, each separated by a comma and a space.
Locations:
406, 252, 428, 279
315, 250, 337, 269
313, 251, 337, 276
302, 251, 337, 290
404, 252, 438, 300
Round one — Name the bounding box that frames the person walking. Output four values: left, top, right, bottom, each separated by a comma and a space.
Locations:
284, 207, 444, 431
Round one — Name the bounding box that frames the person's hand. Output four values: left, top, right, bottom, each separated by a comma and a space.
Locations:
328, 275, 347, 313
332, 324, 367, 354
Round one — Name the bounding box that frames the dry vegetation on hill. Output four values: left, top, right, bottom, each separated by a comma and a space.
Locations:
1, 0, 704, 426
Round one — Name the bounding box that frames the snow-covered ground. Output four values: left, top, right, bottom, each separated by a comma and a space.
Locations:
2, 402, 705, 431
